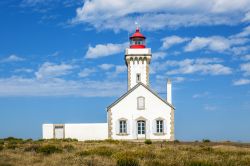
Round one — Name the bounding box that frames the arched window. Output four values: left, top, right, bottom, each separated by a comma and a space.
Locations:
137, 96, 145, 110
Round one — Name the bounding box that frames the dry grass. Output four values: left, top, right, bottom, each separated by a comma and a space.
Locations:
0, 138, 250, 166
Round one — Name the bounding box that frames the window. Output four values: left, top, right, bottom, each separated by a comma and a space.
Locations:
119, 120, 127, 134
136, 73, 141, 83
137, 120, 145, 134
156, 120, 163, 133
137, 97, 145, 110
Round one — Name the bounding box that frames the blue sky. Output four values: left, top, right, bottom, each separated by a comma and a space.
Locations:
0, 0, 250, 141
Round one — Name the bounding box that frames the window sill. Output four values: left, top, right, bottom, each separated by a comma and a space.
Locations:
153, 133, 166, 136
116, 133, 129, 136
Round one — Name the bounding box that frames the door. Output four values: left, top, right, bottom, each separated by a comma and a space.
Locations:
54, 126, 64, 139
137, 120, 146, 139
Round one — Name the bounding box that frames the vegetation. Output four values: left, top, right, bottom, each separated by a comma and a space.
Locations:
0, 138, 250, 166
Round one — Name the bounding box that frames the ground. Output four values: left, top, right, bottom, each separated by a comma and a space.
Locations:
0, 138, 250, 166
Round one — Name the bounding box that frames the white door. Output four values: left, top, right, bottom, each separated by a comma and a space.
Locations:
54, 126, 64, 139
137, 120, 146, 139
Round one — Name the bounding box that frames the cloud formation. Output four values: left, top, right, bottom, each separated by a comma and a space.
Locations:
35, 62, 74, 79
233, 78, 250, 86
72, 0, 250, 31
85, 43, 128, 59
0, 55, 24, 63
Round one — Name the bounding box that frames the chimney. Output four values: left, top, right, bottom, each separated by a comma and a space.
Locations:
167, 79, 172, 104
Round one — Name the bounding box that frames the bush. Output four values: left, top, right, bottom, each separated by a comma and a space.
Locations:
0, 145, 3, 151
144, 139, 152, 145
63, 144, 75, 152
4, 137, 23, 144
91, 146, 115, 156
6, 143, 17, 150
202, 139, 211, 143
37, 145, 62, 155
24, 144, 40, 152
63, 138, 78, 142
174, 140, 180, 143
116, 156, 139, 166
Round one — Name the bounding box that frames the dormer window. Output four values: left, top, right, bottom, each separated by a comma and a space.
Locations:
136, 73, 141, 83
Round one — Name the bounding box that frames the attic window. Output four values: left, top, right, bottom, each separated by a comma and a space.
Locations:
137, 96, 145, 110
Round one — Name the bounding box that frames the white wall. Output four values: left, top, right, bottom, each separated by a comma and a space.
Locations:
110, 85, 172, 140
42, 124, 54, 139
42, 123, 108, 141
65, 123, 108, 141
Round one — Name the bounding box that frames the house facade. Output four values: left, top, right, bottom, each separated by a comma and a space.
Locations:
43, 28, 175, 141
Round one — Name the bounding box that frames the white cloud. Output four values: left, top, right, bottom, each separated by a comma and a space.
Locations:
1, 55, 25, 63
85, 42, 128, 59
161, 36, 189, 49
193, 92, 210, 98
164, 58, 232, 75
72, 0, 250, 31
233, 78, 250, 86
152, 52, 167, 60
35, 62, 74, 79
14, 68, 33, 73
78, 68, 95, 77
204, 104, 217, 111
184, 36, 231, 52
242, 12, 250, 22
98, 64, 114, 70
232, 25, 250, 38
0, 77, 126, 97
240, 63, 250, 76
242, 55, 250, 61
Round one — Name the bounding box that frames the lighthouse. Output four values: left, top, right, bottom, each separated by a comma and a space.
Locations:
125, 28, 152, 89
43, 27, 175, 141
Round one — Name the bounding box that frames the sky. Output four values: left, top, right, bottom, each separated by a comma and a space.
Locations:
0, 0, 250, 142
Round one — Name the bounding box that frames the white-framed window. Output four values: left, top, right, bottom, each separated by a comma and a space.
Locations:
137, 96, 145, 110
137, 120, 145, 135
119, 120, 127, 134
156, 120, 163, 133
136, 73, 141, 83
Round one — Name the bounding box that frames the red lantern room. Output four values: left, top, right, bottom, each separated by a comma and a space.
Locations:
130, 27, 146, 49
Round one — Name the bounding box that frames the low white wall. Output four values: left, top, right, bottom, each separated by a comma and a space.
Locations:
43, 123, 108, 141
42, 124, 54, 139
65, 123, 108, 141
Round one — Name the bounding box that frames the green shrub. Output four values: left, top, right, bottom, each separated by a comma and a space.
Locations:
116, 156, 139, 166
144, 139, 152, 145
6, 143, 17, 150
91, 146, 115, 156
63, 144, 75, 152
37, 145, 62, 155
174, 140, 180, 143
4, 137, 23, 144
104, 139, 120, 144
24, 144, 40, 152
77, 150, 91, 157
63, 138, 78, 142
202, 139, 211, 143
0, 140, 4, 145
0, 145, 3, 151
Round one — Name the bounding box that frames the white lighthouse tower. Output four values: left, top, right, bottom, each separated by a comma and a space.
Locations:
125, 28, 152, 89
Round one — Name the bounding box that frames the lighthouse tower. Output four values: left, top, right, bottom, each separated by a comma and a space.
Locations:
125, 28, 152, 90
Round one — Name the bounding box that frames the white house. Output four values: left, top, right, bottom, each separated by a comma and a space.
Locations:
43, 28, 175, 141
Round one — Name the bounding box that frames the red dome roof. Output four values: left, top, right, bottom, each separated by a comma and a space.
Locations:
130, 28, 146, 39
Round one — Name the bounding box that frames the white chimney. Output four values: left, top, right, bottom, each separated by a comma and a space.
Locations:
167, 79, 172, 104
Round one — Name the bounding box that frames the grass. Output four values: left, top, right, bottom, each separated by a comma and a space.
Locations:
0, 138, 250, 166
